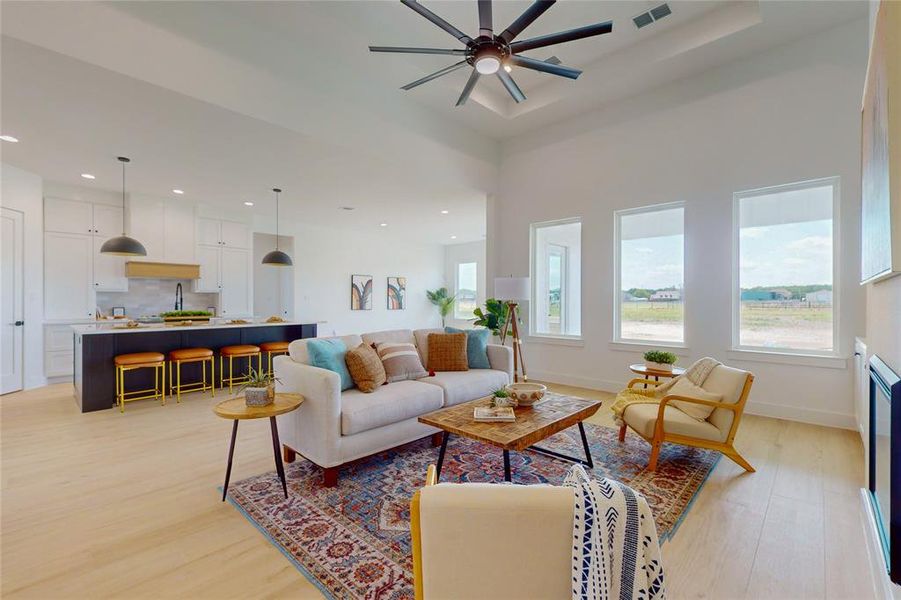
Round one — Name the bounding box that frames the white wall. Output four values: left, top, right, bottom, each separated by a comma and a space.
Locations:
253, 233, 295, 320
444, 240, 486, 328
1, 164, 44, 389
491, 20, 868, 428
274, 222, 446, 336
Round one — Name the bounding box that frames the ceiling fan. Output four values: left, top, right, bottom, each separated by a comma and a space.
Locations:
369, 0, 612, 106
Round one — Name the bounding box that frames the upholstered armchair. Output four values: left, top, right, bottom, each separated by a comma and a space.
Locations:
618, 364, 755, 473
410, 466, 573, 599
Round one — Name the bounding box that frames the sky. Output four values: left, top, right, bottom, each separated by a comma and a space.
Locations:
620, 219, 832, 291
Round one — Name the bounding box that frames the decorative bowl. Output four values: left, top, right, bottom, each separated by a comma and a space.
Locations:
505, 383, 547, 407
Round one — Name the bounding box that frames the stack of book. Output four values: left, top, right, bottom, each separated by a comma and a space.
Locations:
473, 406, 516, 422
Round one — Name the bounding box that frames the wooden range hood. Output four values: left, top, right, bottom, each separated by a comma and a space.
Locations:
125, 261, 200, 280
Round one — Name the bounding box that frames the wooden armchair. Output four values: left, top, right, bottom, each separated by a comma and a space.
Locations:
618, 364, 755, 473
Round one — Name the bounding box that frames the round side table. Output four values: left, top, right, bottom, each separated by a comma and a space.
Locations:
629, 364, 686, 387
213, 393, 304, 502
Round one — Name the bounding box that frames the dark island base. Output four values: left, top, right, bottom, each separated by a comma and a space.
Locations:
74, 324, 316, 412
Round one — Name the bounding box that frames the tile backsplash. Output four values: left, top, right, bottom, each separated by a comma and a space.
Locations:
96, 279, 218, 318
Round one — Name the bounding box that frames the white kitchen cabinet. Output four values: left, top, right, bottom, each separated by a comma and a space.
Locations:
196, 218, 221, 246
220, 247, 251, 316
92, 237, 128, 292
128, 199, 165, 260
44, 324, 77, 378
44, 197, 94, 235
92, 204, 125, 239
220, 220, 249, 248
194, 245, 221, 293
44, 232, 95, 320
164, 201, 195, 262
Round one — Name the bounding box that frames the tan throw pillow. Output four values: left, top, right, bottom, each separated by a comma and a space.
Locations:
427, 332, 469, 372
345, 343, 387, 393
667, 377, 723, 421
375, 342, 428, 383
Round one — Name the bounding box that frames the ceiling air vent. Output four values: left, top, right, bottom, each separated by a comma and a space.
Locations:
633, 3, 672, 29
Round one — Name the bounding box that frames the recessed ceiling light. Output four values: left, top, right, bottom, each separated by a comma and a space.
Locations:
172, 189, 184, 195
81, 173, 96, 180
450, 235, 457, 240
244, 201, 254, 206
379, 222, 388, 227
0, 135, 19, 143
440, 209, 449, 214
503, 64, 512, 73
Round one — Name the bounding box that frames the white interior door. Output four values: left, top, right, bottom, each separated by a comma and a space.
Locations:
1, 208, 25, 394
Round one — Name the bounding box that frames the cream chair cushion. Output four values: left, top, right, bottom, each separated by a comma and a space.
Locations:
623, 403, 726, 442
701, 365, 751, 435
668, 378, 723, 421
419, 483, 573, 600
288, 334, 362, 365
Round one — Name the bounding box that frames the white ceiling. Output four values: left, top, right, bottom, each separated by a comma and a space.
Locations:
0, 1, 867, 243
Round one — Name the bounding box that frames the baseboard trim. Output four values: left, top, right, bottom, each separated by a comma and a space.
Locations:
530, 369, 856, 430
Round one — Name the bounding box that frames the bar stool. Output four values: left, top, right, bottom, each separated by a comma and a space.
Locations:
168, 347, 215, 403
114, 352, 166, 413
260, 341, 290, 376
219, 345, 262, 395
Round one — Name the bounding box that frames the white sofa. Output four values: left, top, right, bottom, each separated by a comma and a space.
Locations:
274, 328, 513, 486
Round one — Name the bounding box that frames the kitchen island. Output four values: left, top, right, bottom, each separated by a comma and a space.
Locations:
72, 321, 316, 412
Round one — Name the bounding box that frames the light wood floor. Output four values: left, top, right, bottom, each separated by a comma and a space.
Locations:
1, 382, 875, 599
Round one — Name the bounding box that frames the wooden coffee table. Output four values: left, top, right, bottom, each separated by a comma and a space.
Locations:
418, 393, 602, 483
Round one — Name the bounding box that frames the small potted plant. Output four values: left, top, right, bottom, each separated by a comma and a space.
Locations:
643, 350, 678, 373
241, 366, 279, 407
489, 387, 511, 408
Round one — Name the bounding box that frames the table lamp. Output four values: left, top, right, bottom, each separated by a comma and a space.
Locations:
494, 277, 530, 383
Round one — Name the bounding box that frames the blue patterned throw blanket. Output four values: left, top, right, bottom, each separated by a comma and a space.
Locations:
564, 466, 666, 600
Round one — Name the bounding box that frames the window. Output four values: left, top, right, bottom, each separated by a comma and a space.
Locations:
531, 219, 581, 337
615, 203, 685, 344
454, 261, 478, 320
734, 177, 838, 354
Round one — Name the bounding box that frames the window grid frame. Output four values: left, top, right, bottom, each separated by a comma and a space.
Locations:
529, 217, 582, 340
453, 260, 478, 321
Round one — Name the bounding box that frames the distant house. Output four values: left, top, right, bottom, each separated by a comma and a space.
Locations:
650, 290, 681, 301
741, 289, 792, 301
806, 289, 833, 303
770, 288, 793, 300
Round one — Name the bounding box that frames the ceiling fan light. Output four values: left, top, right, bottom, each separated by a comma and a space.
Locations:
475, 55, 501, 75
503, 63, 512, 73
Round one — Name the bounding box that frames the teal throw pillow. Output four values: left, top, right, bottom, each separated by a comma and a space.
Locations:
445, 327, 491, 369
307, 338, 353, 391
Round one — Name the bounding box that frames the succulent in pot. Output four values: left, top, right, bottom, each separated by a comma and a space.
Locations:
488, 387, 511, 408
240, 366, 279, 407
643, 350, 678, 373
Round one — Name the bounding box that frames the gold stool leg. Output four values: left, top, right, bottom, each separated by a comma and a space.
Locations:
116, 365, 122, 413
161, 363, 166, 405
155, 365, 159, 403
229, 356, 234, 395
211, 358, 216, 397
176, 360, 182, 403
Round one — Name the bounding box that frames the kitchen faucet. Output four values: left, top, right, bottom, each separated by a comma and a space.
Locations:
175, 282, 184, 311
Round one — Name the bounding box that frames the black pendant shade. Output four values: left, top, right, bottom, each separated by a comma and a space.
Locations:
101, 156, 147, 257
262, 187, 293, 266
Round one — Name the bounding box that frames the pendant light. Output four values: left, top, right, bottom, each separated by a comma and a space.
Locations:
100, 156, 147, 256
262, 187, 293, 266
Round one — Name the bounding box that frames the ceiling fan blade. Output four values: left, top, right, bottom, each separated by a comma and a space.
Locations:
508, 54, 581, 79
510, 20, 613, 53
496, 70, 526, 103
402, 60, 469, 90
400, 0, 473, 44
478, 0, 493, 36
456, 69, 481, 106
498, 0, 556, 44
545, 56, 561, 65
369, 46, 465, 55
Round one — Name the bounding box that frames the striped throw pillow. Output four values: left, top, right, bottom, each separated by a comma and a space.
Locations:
375, 342, 428, 383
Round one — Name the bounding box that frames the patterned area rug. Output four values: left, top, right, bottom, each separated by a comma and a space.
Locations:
227, 422, 719, 600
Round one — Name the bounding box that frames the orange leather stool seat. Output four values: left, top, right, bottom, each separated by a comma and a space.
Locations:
260, 341, 289, 352
221, 345, 261, 356
168, 347, 214, 361
115, 352, 164, 366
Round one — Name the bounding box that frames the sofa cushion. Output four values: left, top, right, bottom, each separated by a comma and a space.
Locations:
427, 333, 469, 372
362, 329, 415, 347
289, 334, 362, 365
341, 380, 444, 435
413, 328, 444, 367
445, 327, 491, 369
345, 343, 387, 393
376, 342, 429, 383
307, 339, 354, 391
419, 369, 510, 407
623, 403, 725, 442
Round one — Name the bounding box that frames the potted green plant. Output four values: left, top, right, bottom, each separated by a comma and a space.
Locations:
240, 366, 280, 407
488, 386, 511, 408
160, 309, 214, 322
643, 350, 678, 373
472, 298, 511, 342
426, 287, 456, 327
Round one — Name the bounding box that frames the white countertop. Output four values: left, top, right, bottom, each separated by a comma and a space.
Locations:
71, 321, 303, 335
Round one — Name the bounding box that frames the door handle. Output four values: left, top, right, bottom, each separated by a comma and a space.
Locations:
14, 320, 24, 326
